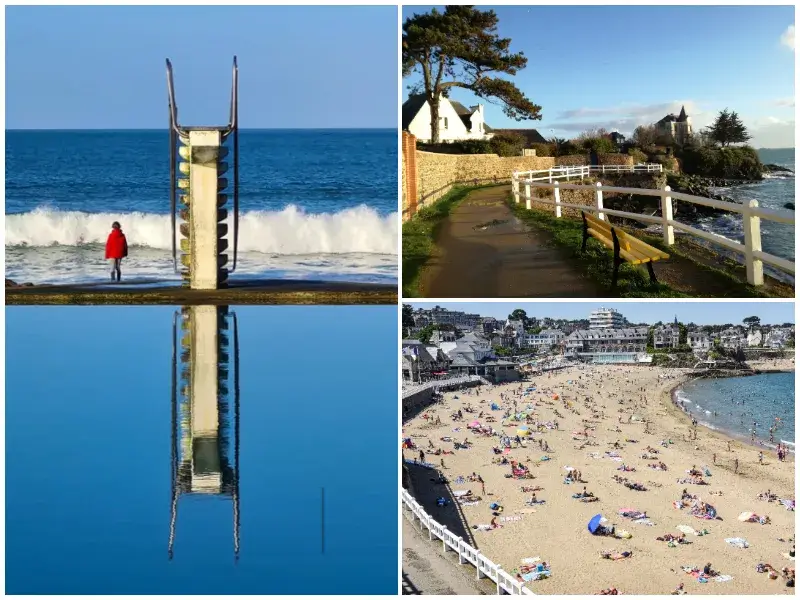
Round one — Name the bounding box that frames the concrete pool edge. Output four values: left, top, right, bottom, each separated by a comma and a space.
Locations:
6, 279, 398, 305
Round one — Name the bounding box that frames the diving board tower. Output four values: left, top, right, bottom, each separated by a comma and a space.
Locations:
167, 58, 240, 289
169, 306, 240, 560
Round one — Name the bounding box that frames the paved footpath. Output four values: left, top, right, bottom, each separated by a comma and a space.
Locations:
421, 186, 600, 298
402, 517, 492, 595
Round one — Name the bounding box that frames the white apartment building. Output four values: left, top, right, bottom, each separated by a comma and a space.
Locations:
589, 308, 625, 330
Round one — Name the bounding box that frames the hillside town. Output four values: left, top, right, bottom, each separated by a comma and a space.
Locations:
402, 305, 794, 384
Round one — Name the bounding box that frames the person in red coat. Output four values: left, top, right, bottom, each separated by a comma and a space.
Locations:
105, 221, 128, 282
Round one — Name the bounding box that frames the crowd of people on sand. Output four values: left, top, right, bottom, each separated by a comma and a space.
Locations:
403, 365, 795, 594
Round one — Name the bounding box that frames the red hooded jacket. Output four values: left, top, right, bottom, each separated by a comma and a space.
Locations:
105, 228, 128, 259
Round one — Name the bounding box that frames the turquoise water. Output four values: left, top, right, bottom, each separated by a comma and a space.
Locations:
675, 372, 795, 450
6, 305, 398, 594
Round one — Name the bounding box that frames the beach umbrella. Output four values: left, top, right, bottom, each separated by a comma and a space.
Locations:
588, 514, 603, 534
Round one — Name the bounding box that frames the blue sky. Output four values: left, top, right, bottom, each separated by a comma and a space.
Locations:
409, 302, 795, 325
403, 6, 795, 147
6, 6, 397, 129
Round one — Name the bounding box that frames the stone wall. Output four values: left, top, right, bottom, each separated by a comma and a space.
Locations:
598, 153, 634, 166
552, 154, 588, 166
416, 151, 555, 213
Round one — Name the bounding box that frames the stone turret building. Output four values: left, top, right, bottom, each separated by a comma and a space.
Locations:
655, 105, 692, 145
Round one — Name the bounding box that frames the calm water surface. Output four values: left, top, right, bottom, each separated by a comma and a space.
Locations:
6, 305, 397, 594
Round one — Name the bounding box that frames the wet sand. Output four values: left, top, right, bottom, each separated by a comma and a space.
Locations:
402, 362, 795, 594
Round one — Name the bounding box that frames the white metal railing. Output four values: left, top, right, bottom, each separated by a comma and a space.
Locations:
401, 489, 535, 595
510, 166, 794, 286
401, 374, 487, 399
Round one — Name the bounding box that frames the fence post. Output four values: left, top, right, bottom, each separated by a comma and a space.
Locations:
458, 538, 467, 564
742, 199, 764, 286
495, 565, 502, 594
602, 164, 606, 174
548, 168, 553, 184
554, 181, 562, 218
511, 172, 519, 203
660, 185, 674, 245
525, 180, 531, 210
595, 181, 605, 220
441, 526, 449, 552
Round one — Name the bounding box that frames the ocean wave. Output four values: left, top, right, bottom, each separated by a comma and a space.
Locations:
5, 205, 398, 255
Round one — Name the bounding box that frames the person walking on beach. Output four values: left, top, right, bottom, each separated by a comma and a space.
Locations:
759, 451, 764, 465
105, 221, 128, 282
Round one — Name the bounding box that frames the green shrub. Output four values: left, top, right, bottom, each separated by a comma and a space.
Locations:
627, 148, 648, 164
490, 131, 527, 157
677, 145, 763, 179
582, 137, 617, 154
530, 142, 555, 157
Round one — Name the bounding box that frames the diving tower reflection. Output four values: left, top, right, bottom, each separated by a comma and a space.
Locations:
169, 306, 240, 560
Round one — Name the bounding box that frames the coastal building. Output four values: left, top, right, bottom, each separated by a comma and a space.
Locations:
653, 324, 680, 349
505, 319, 525, 336
443, 334, 518, 382
413, 306, 481, 330
402, 94, 492, 143
474, 317, 500, 336
655, 105, 692, 145
764, 328, 792, 349
401, 340, 450, 382
429, 329, 456, 344
565, 327, 649, 363
747, 329, 763, 347
688, 331, 712, 352
717, 327, 746, 350
522, 329, 566, 350
589, 307, 625, 330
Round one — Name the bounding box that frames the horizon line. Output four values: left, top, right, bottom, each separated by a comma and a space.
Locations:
5, 126, 395, 132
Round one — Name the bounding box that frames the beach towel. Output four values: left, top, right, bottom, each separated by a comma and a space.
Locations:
724, 537, 749, 549
500, 515, 522, 522
475, 524, 494, 531
460, 501, 480, 507
714, 575, 733, 582
677, 525, 699, 536
521, 571, 550, 581
453, 490, 471, 497
521, 557, 541, 565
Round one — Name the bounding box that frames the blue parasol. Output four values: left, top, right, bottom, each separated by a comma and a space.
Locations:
588, 513, 603, 534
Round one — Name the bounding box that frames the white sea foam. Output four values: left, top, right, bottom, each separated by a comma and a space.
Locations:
6, 204, 398, 255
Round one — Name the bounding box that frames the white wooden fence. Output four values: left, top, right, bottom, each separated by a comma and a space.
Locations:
511, 165, 794, 286
401, 489, 535, 595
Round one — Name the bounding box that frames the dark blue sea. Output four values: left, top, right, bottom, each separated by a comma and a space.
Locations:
702, 148, 795, 265
6, 305, 398, 594
6, 129, 397, 284
675, 371, 795, 451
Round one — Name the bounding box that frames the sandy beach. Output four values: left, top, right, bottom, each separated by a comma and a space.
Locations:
403, 361, 795, 594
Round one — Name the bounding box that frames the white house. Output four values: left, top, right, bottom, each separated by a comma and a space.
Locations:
688, 331, 711, 352
746, 329, 763, 347
653, 325, 680, 350
522, 329, 565, 349
402, 94, 492, 143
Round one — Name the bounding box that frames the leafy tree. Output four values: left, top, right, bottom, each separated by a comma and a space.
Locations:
402, 6, 541, 144
416, 324, 435, 345
549, 137, 568, 156
631, 124, 658, 148
493, 345, 512, 357
646, 328, 654, 352
704, 109, 751, 147
734, 346, 747, 363
743, 316, 761, 329
678, 323, 688, 346
509, 308, 527, 323
402, 304, 415, 336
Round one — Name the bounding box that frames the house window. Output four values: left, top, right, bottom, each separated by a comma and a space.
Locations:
443, 117, 448, 130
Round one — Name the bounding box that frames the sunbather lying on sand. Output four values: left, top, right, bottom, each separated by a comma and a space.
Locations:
648, 462, 668, 471
598, 588, 619, 595
600, 550, 633, 560
656, 533, 689, 544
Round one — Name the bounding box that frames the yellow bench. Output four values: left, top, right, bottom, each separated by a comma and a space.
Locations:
581, 211, 670, 291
